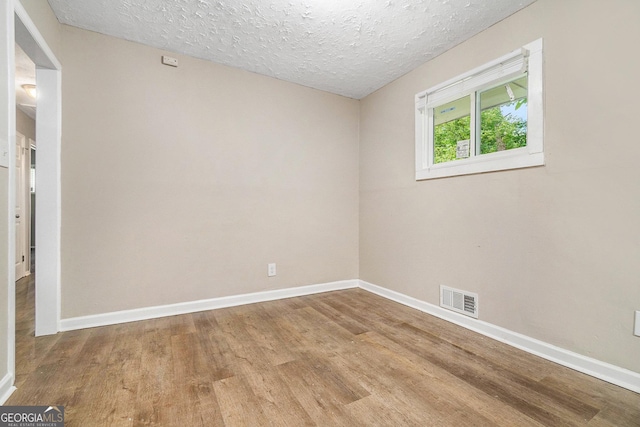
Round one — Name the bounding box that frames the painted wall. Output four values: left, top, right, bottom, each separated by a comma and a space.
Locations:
359, 0, 640, 373
60, 25, 360, 318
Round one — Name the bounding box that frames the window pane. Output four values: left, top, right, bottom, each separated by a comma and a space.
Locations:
433, 95, 471, 164
479, 75, 527, 155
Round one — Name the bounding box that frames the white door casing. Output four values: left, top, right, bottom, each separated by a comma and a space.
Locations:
2, 0, 62, 404
26, 138, 33, 272
15, 132, 26, 279
13, 1, 63, 338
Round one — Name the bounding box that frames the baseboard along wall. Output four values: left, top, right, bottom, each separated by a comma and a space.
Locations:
0, 373, 16, 405
59, 280, 359, 332
57, 278, 640, 394
358, 280, 640, 395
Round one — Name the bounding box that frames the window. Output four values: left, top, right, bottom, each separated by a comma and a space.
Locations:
415, 39, 543, 180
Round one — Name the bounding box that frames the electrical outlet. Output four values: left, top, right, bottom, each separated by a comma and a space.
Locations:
268, 263, 276, 277
635, 311, 640, 337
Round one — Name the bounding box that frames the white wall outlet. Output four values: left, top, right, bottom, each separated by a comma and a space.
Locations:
268, 263, 276, 277
635, 311, 640, 337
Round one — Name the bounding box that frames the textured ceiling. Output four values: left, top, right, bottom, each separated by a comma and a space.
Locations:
47, 0, 536, 99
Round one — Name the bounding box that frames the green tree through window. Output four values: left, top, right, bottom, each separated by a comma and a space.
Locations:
433, 99, 527, 164
434, 116, 470, 164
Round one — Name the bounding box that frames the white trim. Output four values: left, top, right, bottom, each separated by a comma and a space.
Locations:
48, 277, 640, 393
33, 67, 61, 336
15, 132, 27, 280
3, 0, 18, 404
56, 279, 640, 393
0, 373, 16, 405
25, 138, 33, 275
422, 50, 527, 108
358, 280, 640, 394
416, 151, 544, 180
419, 48, 526, 100
13, 0, 63, 337
60, 280, 359, 331
2, 0, 62, 405
416, 38, 544, 180
13, 2, 61, 70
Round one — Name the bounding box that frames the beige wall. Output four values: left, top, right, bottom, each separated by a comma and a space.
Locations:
16, 108, 35, 141
60, 25, 360, 318
359, 0, 640, 373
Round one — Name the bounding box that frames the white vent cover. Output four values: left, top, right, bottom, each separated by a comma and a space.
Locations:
440, 285, 479, 318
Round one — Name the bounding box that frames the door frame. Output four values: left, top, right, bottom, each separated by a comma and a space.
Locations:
13, 1, 62, 336
2, 0, 62, 397
14, 130, 26, 280
26, 137, 33, 275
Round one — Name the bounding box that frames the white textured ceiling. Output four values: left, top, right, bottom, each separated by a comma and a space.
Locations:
47, 0, 536, 99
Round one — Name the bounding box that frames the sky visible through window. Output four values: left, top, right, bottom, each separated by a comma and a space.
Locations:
500, 101, 527, 121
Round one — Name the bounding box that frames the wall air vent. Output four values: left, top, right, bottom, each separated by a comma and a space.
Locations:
440, 285, 478, 318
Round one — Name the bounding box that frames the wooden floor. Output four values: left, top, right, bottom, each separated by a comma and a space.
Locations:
7, 275, 640, 426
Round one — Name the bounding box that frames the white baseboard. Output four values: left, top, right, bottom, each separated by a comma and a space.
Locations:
0, 373, 16, 405
56, 277, 640, 394
60, 279, 359, 332
359, 280, 640, 394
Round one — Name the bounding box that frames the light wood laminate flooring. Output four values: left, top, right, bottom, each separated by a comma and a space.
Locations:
7, 274, 640, 426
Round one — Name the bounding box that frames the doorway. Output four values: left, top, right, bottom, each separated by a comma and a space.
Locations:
1, 1, 62, 402
3, 1, 63, 397
14, 41, 36, 282
13, 5, 62, 338
14, 48, 37, 385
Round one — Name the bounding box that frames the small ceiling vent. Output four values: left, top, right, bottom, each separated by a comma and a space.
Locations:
440, 285, 478, 318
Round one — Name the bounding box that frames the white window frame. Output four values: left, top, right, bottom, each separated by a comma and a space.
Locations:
415, 38, 543, 180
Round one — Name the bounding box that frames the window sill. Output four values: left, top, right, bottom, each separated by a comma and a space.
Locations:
415, 150, 544, 180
